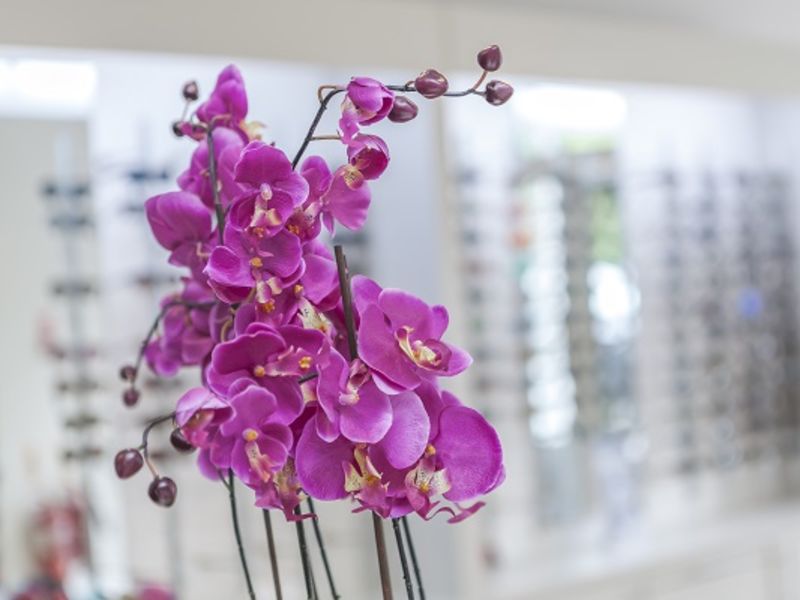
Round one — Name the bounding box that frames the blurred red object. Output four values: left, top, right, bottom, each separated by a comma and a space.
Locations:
29, 500, 87, 583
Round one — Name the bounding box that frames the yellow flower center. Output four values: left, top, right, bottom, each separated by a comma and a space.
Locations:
253, 365, 266, 378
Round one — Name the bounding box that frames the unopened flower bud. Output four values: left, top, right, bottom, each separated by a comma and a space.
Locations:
148, 476, 177, 507
122, 388, 140, 407
388, 96, 419, 123
170, 429, 195, 454
171, 121, 185, 137
477, 45, 503, 72
114, 449, 144, 479
182, 81, 199, 101
119, 364, 136, 381
485, 80, 514, 106
414, 69, 449, 99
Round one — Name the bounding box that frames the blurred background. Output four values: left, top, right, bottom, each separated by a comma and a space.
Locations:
3, 1, 800, 599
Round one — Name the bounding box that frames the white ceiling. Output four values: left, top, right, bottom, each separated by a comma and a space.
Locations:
498, 0, 800, 49
3, 0, 800, 94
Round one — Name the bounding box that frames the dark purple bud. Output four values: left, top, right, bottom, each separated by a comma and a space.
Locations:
122, 388, 140, 407
119, 364, 136, 381
414, 69, 449, 99
148, 476, 177, 507
169, 429, 195, 454
114, 449, 143, 479
485, 80, 514, 106
477, 45, 503, 72
171, 121, 185, 137
388, 96, 419, 123
182, 81, 199, 101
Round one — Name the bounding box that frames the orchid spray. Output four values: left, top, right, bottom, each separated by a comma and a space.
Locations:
115, 45, 512, 600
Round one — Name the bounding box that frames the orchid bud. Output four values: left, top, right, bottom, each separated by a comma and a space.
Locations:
477, 45, 503, 72
171, 121, 185, 138
414, 69, 449, 99
148, 476, 177, 507
182, 81, 199, 101
114, 449, 144, 479
170, 429, 195, 453
388, 96, 419, 123
122, 388, 140, 407
119, 364, 136, 381
485, 80, 514, 106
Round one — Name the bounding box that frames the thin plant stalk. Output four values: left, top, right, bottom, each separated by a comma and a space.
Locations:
307, 497, 341, 599
205, 126, 225, 245
228, 471, 256, 600
262, 510, 283, 600
401, 517, 426, 600
392, 519, 415, 600
294, 505, 318, 600
334, 244, 394, 600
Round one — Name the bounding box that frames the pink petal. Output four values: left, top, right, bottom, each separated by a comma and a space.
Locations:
436, 406, 503, 502
295, 421, 353, 500
376, 391, 429, 469
358, 304, 420, 391
340, 380, 393, 444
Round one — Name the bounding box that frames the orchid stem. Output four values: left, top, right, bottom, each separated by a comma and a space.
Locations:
333, 246, 358, 362
228, 471, 256, 600
206, 127, 225, 245
294, 505, 318, 600
333, 244, 394, 600
372, 514, 394, 600
292, 89, 346, 169
386, 83, 482, 98
401, 517, 426, 600
262, 510, 284, 600
392, 519, 415, 600
307, 498, 340, 599
138, 412, 175, 477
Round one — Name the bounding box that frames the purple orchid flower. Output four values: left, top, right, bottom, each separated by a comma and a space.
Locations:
196, 65, 249, 135
175, 386, 232, 448
177, 127, 246, 210
212, 382, 294, 489
295, 388, 430, 517
227, 141, 310, 238
352, 276, 472, 393
254, 458, 310, 521
346, 134, 390, 185
125, 62, 509, 521
300, 241, 341, 311
403, 403, 503, 522
339, 77, 394, 140
145, 279, 216, 376
299, 156, 371, 233
206, 322, 328, 424
204, 225, 303, 305
145, 190, 214, 281
295, 425, 392, 515
315, 352, 392, 444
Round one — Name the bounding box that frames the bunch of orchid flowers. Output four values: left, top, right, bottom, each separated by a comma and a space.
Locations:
115, 46, 512, 600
